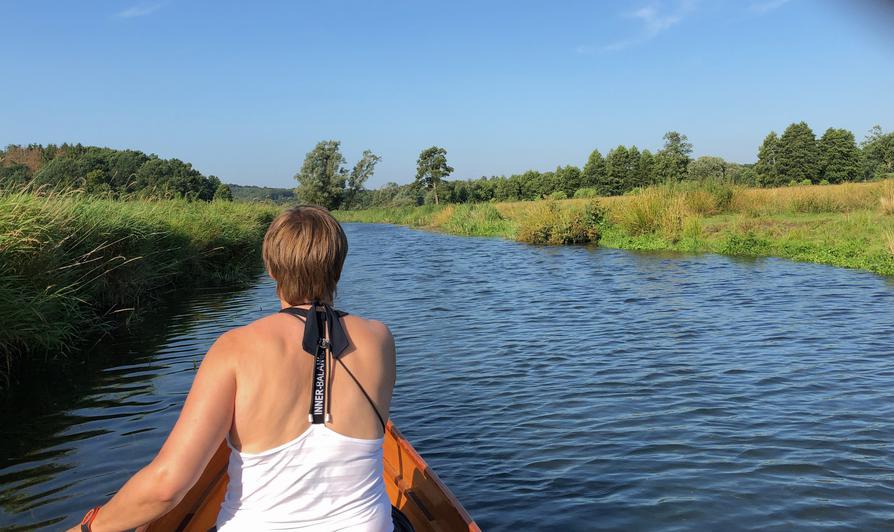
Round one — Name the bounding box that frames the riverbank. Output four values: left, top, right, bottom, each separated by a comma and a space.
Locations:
335, 179, 894, 277
0, 188, 279, 385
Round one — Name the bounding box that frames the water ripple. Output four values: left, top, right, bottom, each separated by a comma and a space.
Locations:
2, 223, 894, 530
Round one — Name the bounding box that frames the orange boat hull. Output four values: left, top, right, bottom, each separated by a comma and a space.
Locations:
144, 421, 480, 531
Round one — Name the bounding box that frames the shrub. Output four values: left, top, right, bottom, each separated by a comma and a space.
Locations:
516, 200, 604, 245
547, 191, 568, 200
615, 186, 692, 242
573, 187, 599, 199
720, 229, 771, 256
441, 203, 512, 237
682, 216, 703, 243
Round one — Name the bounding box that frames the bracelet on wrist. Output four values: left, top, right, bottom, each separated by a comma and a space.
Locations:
79, 506, 102, 532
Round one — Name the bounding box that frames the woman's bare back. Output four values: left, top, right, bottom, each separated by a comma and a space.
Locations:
225, 309, 396, 454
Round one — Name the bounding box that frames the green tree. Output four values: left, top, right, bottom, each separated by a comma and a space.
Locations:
653, 131, 693, 182
581, 149, 606, 188
626, 146, 641, 191
214, 183, 234, 201
415, 146, 453, 205
603, 145, 634, 196
638, 149, 656, 187
345, 150, 380, 209
861, 125, 894, 179
818, 128, 861, 183
554, 165, 582, 196
687, 156, 728, 182
755, 131, 781, 186
777, 121, 820, 183
295, 140, 347, 210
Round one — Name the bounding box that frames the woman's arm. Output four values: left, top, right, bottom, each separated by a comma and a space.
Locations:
69, 330, 240, 532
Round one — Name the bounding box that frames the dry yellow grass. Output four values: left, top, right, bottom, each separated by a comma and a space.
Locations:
731, 180, 889, 215
613, 187, 693, 241
880, 180, 894, 215
430, 204, 456, 226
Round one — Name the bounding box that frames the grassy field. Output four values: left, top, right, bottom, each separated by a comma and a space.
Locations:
0, 187, 280, 384
336, 179, 894, 277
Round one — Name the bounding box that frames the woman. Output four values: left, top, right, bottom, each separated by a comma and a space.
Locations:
71, 206, 397, 531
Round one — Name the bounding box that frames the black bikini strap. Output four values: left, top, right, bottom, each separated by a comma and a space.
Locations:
278, 304, 350, 359
334, 356, 386, 431
279, 303, 386, 430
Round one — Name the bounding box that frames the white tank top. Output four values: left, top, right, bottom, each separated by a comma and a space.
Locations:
215, 424, 393, 531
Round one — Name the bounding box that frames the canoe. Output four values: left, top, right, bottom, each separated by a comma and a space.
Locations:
143, 421, 480, 532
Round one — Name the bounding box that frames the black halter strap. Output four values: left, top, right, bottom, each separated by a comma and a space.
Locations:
279, 302, 386, 430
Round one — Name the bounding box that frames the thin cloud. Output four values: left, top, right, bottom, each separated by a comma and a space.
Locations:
116, 3, 162, 18
749, 0, 793, 14
587, 1, 697, 53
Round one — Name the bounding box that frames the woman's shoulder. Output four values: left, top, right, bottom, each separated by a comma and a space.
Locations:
228, 311, 393, 351
341, 314, 394, 350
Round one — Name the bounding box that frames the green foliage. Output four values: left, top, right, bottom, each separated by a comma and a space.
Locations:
755, 131, 781, 186
214, 183, 234, 201
416, 146, 454, 205
294, 140, 348, 210
818, 128, 861, 183
228, 184, 296, 203
548, 190, 568, 200
0, 186, 278, 382
616, 186, 691, 242
573, 187, 599, 198
344, 180, 894, 277
581, 149, 606, 188
727, 164, 758, 186
638, 149, 656, 186
516, 200, 604, 245
777, 121, 821, 183
345, 150, 381, 209
0, 144, 223, 200
552, 165, 583, 197
720, 229, 771, 256
861, 125, 894, 179
602, 145, 635, 196
440, 203, 514, 236
688, 156, 729, 182
653, 131, 693, 182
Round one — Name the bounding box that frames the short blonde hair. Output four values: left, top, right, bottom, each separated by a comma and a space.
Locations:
262, 205, 348, 305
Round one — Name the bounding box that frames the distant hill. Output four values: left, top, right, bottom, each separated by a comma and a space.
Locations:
0, 143, 229, 201
228, 184, 295, 203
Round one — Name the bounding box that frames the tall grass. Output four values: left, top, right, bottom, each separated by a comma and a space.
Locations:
439, 203, 515, 237
0, 186, 279, 384
610, 181, 734, 242
730, 180, 890, 215
880, 180, 894, 215
515, 200, 604, 245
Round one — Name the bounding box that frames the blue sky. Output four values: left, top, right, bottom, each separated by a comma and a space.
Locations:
2, 1, 892, 188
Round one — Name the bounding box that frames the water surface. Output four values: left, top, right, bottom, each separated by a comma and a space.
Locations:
2, 223, 894, 530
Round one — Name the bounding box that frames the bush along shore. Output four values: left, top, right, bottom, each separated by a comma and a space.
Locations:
335, 179, 894, 277
0, 186, 280, 386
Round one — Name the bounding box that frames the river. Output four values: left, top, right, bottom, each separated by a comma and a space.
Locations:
2, 223, 894, 530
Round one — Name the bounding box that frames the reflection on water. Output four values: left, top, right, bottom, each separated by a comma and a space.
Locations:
2, 223, 894, 530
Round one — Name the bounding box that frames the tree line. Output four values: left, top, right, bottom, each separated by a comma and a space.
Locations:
0, 144, 233, 201
228, 184, 295, 203
295, 123, 893, 210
